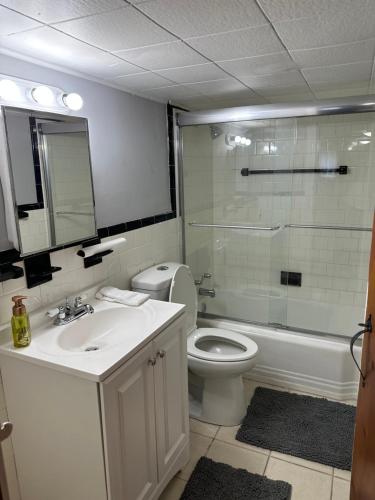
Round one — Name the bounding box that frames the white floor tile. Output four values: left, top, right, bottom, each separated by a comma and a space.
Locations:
159, 477, 187, 500
334, 467, 351, 481
178, 432, 212, 481
189, 418, 219, 438
332, 477, 350, 500
270, 451, 333, 475
207, 440, 268, 475
265, 457, 332, 500
216, 425, 270, 455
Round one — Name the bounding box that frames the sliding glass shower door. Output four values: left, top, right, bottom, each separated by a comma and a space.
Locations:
181, 111, 374, 338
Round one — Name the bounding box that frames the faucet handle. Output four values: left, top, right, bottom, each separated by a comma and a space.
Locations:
57, 305, 66, 319
74, 296, 83, 308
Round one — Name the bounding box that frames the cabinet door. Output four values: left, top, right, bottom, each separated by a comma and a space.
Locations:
100, 343, 158, 500
153, 316, 189, 479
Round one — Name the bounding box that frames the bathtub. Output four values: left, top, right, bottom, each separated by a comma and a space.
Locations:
198, 311, 362, 401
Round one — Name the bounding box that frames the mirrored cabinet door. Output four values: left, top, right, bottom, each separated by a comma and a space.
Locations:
2, 107, 97, 256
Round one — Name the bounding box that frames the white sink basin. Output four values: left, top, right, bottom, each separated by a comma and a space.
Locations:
0, 297, 185, 381
57, 307, 152, 352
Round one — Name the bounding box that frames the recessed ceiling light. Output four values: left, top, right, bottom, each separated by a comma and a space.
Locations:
31, 85, 55, 106
0, 79, 20, 101
62, 92, 83, 111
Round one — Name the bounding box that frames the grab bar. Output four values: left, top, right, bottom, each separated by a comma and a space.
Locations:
56, 211, 94, 216
188, 222, 280, 231
286, 224, 371, 232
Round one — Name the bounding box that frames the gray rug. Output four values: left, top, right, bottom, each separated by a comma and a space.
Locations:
180, 457, 291, 500
236, 387, 356, 470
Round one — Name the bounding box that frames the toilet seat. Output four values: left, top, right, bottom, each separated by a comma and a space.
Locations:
188, 328, 258, 362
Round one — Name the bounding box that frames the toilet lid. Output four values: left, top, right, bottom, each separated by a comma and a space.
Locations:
169, 265, 197, 333
187, 328, 258, 362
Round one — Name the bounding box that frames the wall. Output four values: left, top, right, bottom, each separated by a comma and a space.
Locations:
182, 112, 375, 337
0, 53, 171, 228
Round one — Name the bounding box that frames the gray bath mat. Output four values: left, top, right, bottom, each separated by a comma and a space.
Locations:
180, 457, 291, 500
236, 387, 356, 470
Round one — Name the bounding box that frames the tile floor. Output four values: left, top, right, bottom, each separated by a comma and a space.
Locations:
159, 380, 354, 500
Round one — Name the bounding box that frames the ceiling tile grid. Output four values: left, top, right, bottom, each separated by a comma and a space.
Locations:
1, 0, 375, 107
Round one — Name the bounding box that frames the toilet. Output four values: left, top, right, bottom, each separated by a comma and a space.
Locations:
132, 262, 258, 426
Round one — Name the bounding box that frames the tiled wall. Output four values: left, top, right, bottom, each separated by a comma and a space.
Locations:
182, 112, 375, 336
0, 218, 181, 327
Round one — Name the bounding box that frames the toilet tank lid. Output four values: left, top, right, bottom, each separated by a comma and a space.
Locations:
131, 262, 182, 291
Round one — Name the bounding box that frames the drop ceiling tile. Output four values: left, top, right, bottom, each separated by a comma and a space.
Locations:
274, 11, 375, 50
142, 84, 202, 101
186, 26, 284, 62
173, 96, 217, 110
239, 70, 311, 96
136, 0, 267, 38
266, 91, 315, 102
54, 6, 175, 52
114, 71, 174, 90
0, 26, 127, 75
218, 52, 296, 78
315, 83, 369, 99
155, 63, 228, 84
0, 0, 125, 24
259, 0, 375, 23
257, 85, 313, 97
302, 61, 372, 86
0, 5, 42, 34
80, 55, 145, 79
185, 78, 255, 98
115, 41, 206, 71
291, 39, 375, 69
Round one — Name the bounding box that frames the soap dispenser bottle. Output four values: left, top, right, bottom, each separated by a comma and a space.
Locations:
11, 296, 31, 348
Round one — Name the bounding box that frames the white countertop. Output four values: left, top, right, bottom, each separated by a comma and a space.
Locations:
0, 298, 185, 382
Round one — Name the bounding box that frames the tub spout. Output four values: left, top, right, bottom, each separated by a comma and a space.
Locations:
199, 287, 216, 298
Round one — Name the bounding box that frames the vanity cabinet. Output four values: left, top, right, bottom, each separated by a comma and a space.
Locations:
0, 313, 189, 500
101, 319, 189, 500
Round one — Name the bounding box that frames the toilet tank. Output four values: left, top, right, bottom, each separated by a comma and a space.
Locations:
131, 262, 181, 301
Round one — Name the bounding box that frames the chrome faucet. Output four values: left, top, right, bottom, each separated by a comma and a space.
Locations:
194, 272, 212, 285
48, 296, 94, 326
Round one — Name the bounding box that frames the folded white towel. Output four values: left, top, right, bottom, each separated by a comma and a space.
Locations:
96, 287, 149, 307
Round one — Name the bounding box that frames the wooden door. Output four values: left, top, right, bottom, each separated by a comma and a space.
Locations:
100, 343, 158, 500
351, 213, 375, 500
153, 316, 189, 479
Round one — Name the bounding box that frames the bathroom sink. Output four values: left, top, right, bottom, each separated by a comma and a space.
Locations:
36, 304, 156, 355
0, 297, 185, 381
57, 307, 152, 352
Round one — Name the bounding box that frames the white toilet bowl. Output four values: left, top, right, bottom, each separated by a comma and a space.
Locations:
188, 328, 258, 425
132, 262, 259, 426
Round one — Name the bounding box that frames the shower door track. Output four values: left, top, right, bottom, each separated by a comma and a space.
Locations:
198, 311, 356, 343
188, 222, 372, 232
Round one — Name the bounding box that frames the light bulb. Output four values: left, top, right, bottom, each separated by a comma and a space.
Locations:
31, 85, 55, 105
240, 137, 246, 145
245, 138, 251, 146
362, 130, 372, 137
234, 135, 241, 143
359, 140, 370, 145
62, 92, 83, 111
0, 79, 20, 101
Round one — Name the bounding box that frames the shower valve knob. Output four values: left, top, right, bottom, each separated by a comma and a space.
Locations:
157, 350, 166, 358
148, 358, 156, 366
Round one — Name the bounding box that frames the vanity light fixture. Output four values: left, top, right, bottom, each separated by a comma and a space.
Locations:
62, 92, 83, 111
0, 79, 20, 101
226, 134, 252, 148
31, 85, 55, 106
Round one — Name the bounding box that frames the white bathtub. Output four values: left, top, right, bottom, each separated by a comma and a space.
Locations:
198, 316, 361, 401
201, 287, 365, 338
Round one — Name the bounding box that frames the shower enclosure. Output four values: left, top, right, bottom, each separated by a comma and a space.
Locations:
176, 98, 375, 339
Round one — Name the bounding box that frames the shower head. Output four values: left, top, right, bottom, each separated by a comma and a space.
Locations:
209, 125, 223, 140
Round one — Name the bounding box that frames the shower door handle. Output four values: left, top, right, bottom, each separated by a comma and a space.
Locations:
350, 315, 372, 386
0, 422, 12, 442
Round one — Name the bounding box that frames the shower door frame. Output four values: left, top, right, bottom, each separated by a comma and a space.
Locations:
174, 95, 375, 338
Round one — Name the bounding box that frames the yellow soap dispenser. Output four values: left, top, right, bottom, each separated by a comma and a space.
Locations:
11, 295, 31, 348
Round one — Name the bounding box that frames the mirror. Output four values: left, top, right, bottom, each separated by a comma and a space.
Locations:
2, 107, 96, 256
